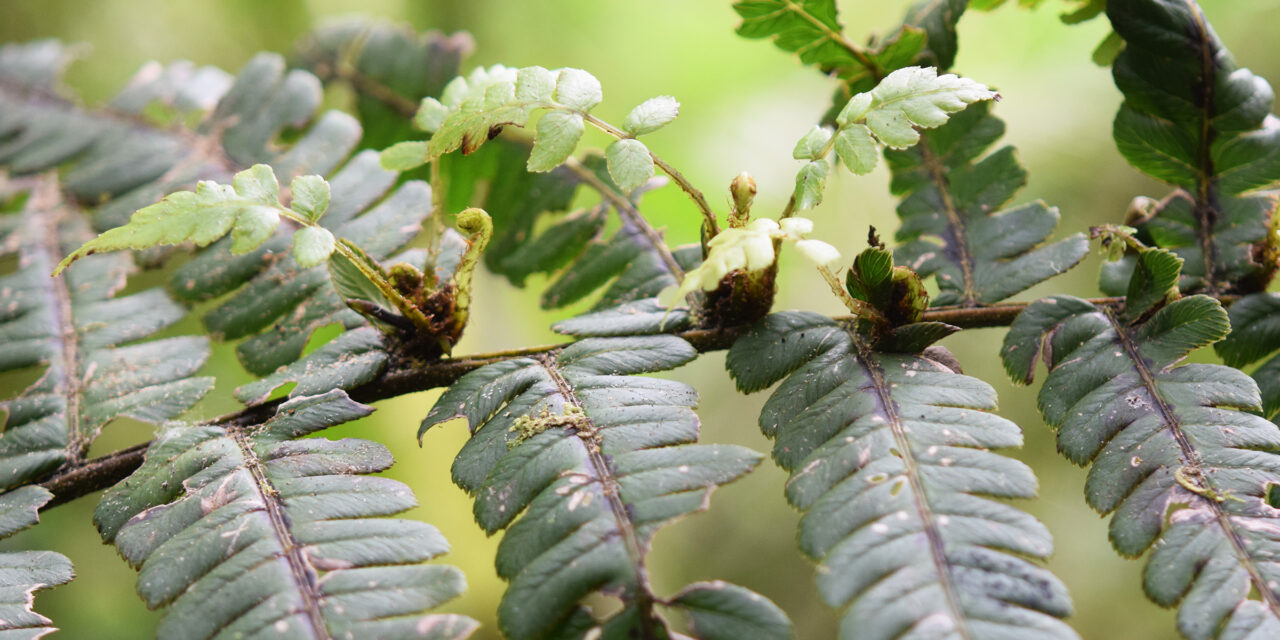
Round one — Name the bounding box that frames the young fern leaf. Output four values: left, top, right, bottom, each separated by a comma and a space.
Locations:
54, 164, 336, 274
726, 312, 1076, 639
1216, 293, 1280, 420
421, 337, 788, 640
1002, 248, 1280, 639
292, 20, 474, 150
0, 486, 75, 637
0, 182, 212, 488
1101, 0, 1280, 296
172, 151, 441, 377
791, 66, 996, 212
94, 390, 477, 640
886, 101, 1090, 306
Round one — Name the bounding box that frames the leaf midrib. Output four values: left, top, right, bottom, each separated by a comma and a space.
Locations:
536, 353, 663, 639
230, 429, 331, 640
847, 332, 974, 640
1102, 307, 1280, 618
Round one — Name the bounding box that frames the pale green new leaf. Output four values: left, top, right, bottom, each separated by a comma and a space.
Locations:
290, 174, 330, 222
833, 124, 878, 175
623, 95, 679, 135
795, 66, 995, 206
527, 110, 584, 172
54, 164, 338, 275
792, 125, 833, 160
728, 311, 1077, 640
793, 159, 828, 211
421, 337, 783, 640
171, 151, 433, 376
848, 65, 995, 150
293, 225, 336, 267
1003, 249, 1280, 639
553, 67, 602, 111
605, 138, 655, 193
96, 391, 477, 640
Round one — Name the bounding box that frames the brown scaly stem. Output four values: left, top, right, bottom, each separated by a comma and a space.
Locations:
41, 293, 1240, 509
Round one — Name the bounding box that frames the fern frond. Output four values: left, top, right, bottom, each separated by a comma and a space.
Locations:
886, 101, 1090, 305
1003, 248, 1280, 639
170, 151, 438, 376
732, 0, 966, 97
726, 311, 1077, 639
421, 336, 788, 640
1216, 293, 1280, 420
0, 486, 74, 638
1101, 0, 1280, 296
292, 20, 474, 149
0, 180, 212, 486
94, 390, 476, 640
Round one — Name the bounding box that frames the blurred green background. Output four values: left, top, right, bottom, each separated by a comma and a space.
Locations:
3, 1, 1280, 638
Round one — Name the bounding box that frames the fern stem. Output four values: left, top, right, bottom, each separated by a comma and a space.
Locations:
562, 156, 685, 280
37, 294, 1244, 508
851, 335, 974, 639
579, 112, 720, 235
29, 177, 88, 464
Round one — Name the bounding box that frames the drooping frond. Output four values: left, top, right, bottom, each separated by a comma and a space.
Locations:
1216, 292, 1280, 420
727, 311, 1077, 639
0, 179, 212, 487
1101, 0, 1280, 296
94, 390, 477, 640
1003, 248, 1280, 639
292, 20, 474, 150
0, 486, 74, 638
421, 336, 788, 640
886, 101, 1090, 305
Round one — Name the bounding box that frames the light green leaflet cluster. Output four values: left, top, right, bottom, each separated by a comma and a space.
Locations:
791, 66, 996, 211
54, 165, 337, 274
381, 64, 678, 193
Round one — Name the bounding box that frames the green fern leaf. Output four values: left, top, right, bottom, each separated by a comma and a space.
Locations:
1101, 0, 1280, 296
886, 101, 1090, 305
1003, 248, 1280, 639
1215, 293, 1280, 420
421, 337, 786, 640
1, 186, 212, 488
727, 311, 1077, 639
95, 390, 477, 640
